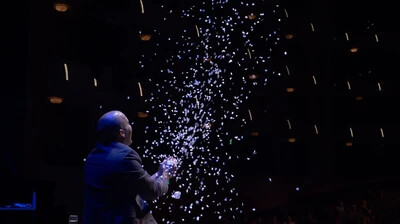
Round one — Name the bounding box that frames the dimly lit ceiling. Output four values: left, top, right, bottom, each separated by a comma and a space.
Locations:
27, 0, 400, 177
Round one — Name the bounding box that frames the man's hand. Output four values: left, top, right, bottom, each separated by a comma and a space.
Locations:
164, 156, 178, 176
157, 156, 178, 179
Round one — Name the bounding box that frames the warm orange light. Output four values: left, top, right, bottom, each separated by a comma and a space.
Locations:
248, 74, 259, 80
250, 131, 259, 137
346, 142, 353, 147
48, 96, 64, 104
285, 33, 294, 39
286, 87, 295, 92
288, 137, 296, 143
139, 34, 152, 41
355, 96, 363, 101
137, 112, 148, 118
350, 47, 359, 53
248, 14, 257, 20
54, 2, 70, 12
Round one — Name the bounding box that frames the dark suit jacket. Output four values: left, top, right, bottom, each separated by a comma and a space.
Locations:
83, 142, 168, 224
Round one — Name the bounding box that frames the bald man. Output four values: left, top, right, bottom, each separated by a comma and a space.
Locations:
83, 110, 177, 224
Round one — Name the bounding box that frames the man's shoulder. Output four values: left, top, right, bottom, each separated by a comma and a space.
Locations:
94, 142, 141, 161
113, 143, 141, 161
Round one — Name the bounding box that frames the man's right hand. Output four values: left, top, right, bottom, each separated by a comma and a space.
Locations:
158, 156, 178, 179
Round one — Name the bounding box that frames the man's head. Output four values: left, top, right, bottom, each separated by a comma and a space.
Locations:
97, 110, 132, 146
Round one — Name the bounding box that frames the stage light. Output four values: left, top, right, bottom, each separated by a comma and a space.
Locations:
349, 47, 359, 53
54, 2, 70, 12
137, 112, 148, 118
48, 96, 64, 104
248, 14, 256, 20
250, 131, 259, 137
139, 34, 152, 41
248, 74, 259, 80
285, 33, 294, 39
286, 87, 295, 92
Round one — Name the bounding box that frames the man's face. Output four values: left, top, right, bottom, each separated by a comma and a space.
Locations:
120, 115, 133, 146
124, 123, 133, 146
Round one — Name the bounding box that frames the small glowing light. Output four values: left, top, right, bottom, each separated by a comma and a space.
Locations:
137, 112, 148, 118
195, 25, 200, 37
83, 158, 86, 162
203, 57, 212, 62
346, 142, 353, 147
377, 82, 382, 91
248, 109, 253, 121
286, 119, 292, 130
138, 82, 143, 97
48, 96, 64, 104
139, 34, 152, 41
248, 14, 257, 20
288, 137, 296, 143
250, 131, 259, 137
380, 128, 384, 138
347, 81, 351, 90
64, 63, 69, 81
286, 87, 294, 93
312, 75, 317, 85
314, 124, 319, 135
375, 34, 379, 42
285, 33, 294, 39
349, 127, 354, 138
247, 48, 252, 59
94, 78, 97, 87
139, 0, 144, 13
355, 96, 363, 101
195, 96, 200, 109
284, 8, 289, 18
310, 23, 315, 32
350, 47, 359, 53
268, 178, 272, 182
54, 2, 70, 12
345, 32, 349, 41
229, 139, 233, 145
296, 187, 300, 191
248, 74, 259, 80
285, 65, 290, 75
252, 208, 256, 211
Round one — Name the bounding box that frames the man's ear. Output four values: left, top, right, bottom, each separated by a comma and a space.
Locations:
119, 128, 126, 138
